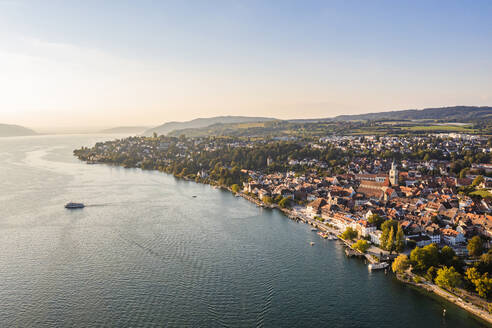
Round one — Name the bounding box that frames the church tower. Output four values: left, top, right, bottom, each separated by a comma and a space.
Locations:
389, 160, 399, 186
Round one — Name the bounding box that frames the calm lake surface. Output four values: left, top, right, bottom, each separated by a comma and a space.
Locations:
0, 135, 488, 327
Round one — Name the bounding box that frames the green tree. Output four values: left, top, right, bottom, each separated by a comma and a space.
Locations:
459, 168, 469, 179
274, 195, 283, 203
410, 244, 439, 272
466, 267, 492, 299
179, 167, 188, 177
381, 219, 398, 232
477, 250, 492, 274
426, 266, 438, 281
472, 175, 485, 187
231, 184, 240, 193
387, 226, 395, 253
380, 226, 389, 249
368, 214, 384, 228
439, 246, 455, 264
341, 227, 358, 241
467, 236, 484, 257
435, 266, 461, 289
262, 196, 273, 205
380, 219, 398, 250
279, 197, 291, 208
395, 224, 405, 253
392, 254, 410, 274
353, 239, 370, 253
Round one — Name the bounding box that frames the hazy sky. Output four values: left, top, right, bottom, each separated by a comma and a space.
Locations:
1, 0, 491, 130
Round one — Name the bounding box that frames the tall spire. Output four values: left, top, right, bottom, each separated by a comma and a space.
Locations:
389, 159, 398, 186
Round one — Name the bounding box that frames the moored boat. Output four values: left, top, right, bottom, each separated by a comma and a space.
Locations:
368, 262, 389, 271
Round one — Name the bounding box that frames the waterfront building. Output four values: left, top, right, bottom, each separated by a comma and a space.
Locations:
408, 235, 432, 247
307, 198, 327, 218
369, 230, 382, 245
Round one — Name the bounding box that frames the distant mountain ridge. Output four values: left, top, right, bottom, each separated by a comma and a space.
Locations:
144, 116, 277, 136
333, 106, 492, 122
0, 124, 37, 137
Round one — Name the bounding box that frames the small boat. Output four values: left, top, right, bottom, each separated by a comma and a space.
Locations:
311, 228, 317, 231
368, 262, 389, 271
310, 242, 315, 246
192, 195, 197, 198
65, 202, 85, 209
235, 194, 241, 197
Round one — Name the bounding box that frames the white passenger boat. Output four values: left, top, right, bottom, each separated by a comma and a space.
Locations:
65, 202, 85, 209
368, 262, 389, 271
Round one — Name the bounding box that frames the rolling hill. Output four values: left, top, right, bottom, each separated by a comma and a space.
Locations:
143, 116, 277, 136
0, 124, 37, 137
333, 106, 492, 122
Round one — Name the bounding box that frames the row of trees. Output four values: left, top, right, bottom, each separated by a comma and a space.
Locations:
379, 220, 404, 253
465, 267, 492, 298
392, 245, 492, 299
258, 194, 292, 208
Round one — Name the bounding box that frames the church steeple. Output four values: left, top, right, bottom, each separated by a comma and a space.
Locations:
389, 160, 399, 186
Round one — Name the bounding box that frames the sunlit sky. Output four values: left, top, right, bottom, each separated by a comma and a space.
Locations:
1, 0, 491, 130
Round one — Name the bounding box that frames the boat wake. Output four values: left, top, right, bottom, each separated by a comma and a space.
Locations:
85, 200, 168, 207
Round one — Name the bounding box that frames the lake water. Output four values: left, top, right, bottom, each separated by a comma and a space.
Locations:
0, 135, 488, 327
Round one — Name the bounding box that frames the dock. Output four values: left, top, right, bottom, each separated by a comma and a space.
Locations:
345, 248, 364, 258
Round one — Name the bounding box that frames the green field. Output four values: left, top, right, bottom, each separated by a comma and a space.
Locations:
404, 125, 474, 132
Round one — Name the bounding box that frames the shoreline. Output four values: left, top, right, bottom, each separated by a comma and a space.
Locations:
184, 177, 492, 326
396, 274, 492, 326
83, 160, 492, 325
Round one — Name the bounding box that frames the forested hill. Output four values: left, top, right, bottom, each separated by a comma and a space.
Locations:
333, 106, 492, 122
144, 116, 277, 136
0, 124, 37, 137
